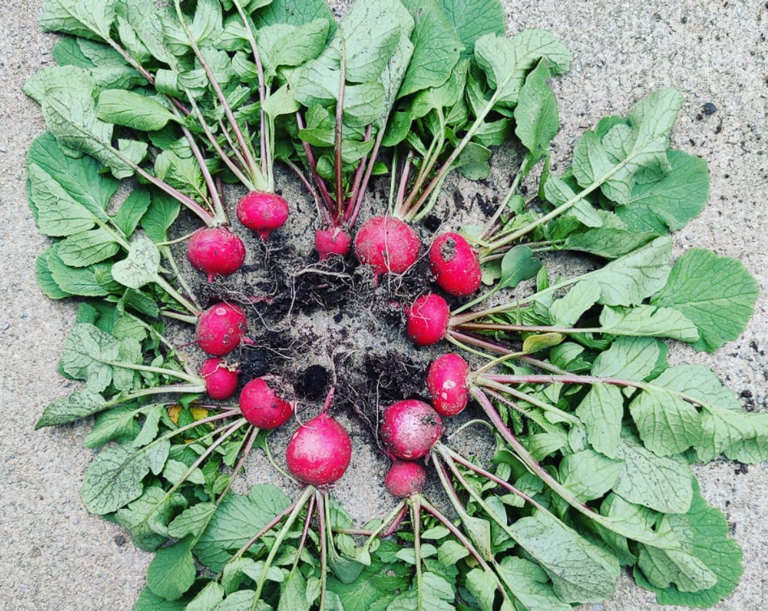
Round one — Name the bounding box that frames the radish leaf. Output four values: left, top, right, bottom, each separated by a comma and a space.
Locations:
651, 249, 759, 352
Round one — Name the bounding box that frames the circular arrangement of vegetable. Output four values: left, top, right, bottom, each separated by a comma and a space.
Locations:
28, 0, 763, 610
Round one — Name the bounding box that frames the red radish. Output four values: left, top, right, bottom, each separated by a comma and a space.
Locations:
200, 358, 239, 400
406, 293, 450, 346
427, 354, 470, 417
187, 227, 246, 282
239, 378, 294, 429
354, 216, 421, 278
385, 460, 427, 499
196, 303, 248, 357
429, 232, 482, 297
381, 400, 443, 460
315, 226, 352, 260
286, 413, 352, 487
237, 191, 289, 239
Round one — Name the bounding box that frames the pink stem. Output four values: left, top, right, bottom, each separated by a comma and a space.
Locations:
447, 330, 515, 356
348, 129, 385, 227
297, 113, 335, 213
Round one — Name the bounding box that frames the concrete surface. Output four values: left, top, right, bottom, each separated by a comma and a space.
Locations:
1, 0, 767, 609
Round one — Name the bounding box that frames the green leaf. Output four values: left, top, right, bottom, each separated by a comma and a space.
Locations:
133, 586, 190, 611
141, 191, 181, 242
85, 405, 141, 448
496, 557, 572, 611
438, 0, 505, 56
47, 248, 115, 297
571, 89, 683, 205
465, 569, 495, 611
97, 89, 176, 131
111, 237, 161, 289
498, 246, 542, 291
168, 502, 217, 539
386, 572, 454, 611
515, 60, 559, 164
645, 364, 768, 464
597, 305, 699, 342
115, 485, 187, 551
455, 141, 491, 180
255, 19, 331, 78
195, 484, 292, 571
398, 0, 463, 98
585, 236, 672, 306
617, 150, 709, 234
474, 30, 570, 107
24, 66, 143, 179
41, 0, 118, 40
58, 228, 121, 267
147, 537, 197, 600
510, 511, 619, 603
592, 336, 666, 381
255, 0, 335, 32
575, 384, 624, 459
549, 279, 600, 327
27, 131, 119, 226
185, 581, 226, 611
563, 228, 659, 260
113, 189, 152, 237
81, 443, 160, 515
278, 569, 309, 611
636, 514, 718, 593
651, 248, 759, 352
60, 323, 121, 392
613, 434, 693, 514
35, 389, 108, 429
36, 248, 70, 299
115, 0, 171, 64
560, 449, 624, 502
635, 479, 744, 607
629, 367, 703, 456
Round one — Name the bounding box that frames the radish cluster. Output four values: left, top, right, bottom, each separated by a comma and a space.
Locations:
381, 354, 471, 499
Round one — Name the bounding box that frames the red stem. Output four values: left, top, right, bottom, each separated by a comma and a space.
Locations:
297, 113, 335, 213
348, 129, 385, 227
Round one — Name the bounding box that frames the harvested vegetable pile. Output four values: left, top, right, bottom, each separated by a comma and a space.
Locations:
27, 0, 763, 610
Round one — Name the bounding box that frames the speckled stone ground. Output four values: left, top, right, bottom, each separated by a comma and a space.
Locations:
0, 1, 766, 610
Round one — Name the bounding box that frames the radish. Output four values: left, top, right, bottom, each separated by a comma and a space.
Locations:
286, 413, 352, 487
429, 233, 482, 297
237, 192, 289, 240
427, 354, 470, 417
385, 460, 427, 499
239, 378, 294, 429
187, 227, 247, 282
196, 303, 248, 357
381, 400, 443, 460
315, 226, 352, 260
200, 358, 239, 400
355, 216, 421, 278
406, 293, 450, 346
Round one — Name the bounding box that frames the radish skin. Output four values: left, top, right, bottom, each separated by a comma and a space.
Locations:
187, 227, 246, 281
429, 232, 481, 297
315, 226, 352, 260
286, 413, 352, 486
381, 400, 443, 460
406, 294, 450, 346
196, 303, 248, 356
427, 354, 470, 417
237, 191, 289, 240
200, 358, 239, 400
354, 216, 420, 278
385, 460, 427, 499
239, 378, 294, 429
